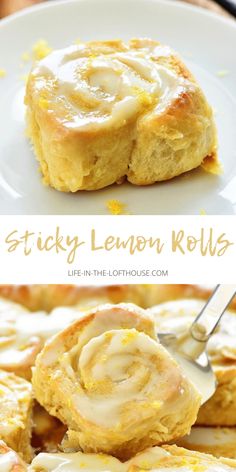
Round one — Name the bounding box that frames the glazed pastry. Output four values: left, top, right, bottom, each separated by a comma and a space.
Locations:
25, 38, 217, 192
0, 297, 83, 379
150, 299, 236, 426
146, 285, 236, 310
0, 441, 27, 471
0, 285, 145, 312
32, 303, 201, 459
177, 426, 236, 459
0, 370, 33, 462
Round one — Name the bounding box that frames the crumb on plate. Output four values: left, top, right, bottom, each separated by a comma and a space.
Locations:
0, 68, 6, 78
216, 70, 229, 77
106, 199, 127, 215
32, 40, 52, 60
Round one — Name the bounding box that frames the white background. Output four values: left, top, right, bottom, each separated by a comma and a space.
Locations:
0, 216, 235, 284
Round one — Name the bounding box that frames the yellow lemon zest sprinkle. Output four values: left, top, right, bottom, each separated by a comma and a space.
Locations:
79, 462, 86, 468
38, 97, 49, 110
199, 209, 207, 215
122, 331, 137, 345
32, 40, 52, 60
216, 70, 229, 78
106, 199, 126, 215
132, 86, 154, 106
21, 52, 30, 62
0, 68, 6, 78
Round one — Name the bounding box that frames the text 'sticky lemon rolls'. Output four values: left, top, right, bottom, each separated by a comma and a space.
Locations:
150, 299, 236, 426
32, 303, 201, 459
0, 371, 32, 462
0, 297, 83, 379
25, 38, 217, 192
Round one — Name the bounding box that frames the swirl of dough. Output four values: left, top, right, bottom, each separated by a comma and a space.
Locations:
32, 303, 201, 459
29, 39, 194, 132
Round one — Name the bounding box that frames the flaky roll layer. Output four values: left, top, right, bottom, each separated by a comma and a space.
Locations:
32, 303, 200, 459
0, 297, 82, 379
0, 441, 27, 471
151, 299, 236, 426
0, 371, 33, 462
29, 445, 236, 471
26, 38, 217, 192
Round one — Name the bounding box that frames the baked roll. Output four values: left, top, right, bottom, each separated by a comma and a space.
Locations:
177, 426, 236, 459
32, 303, 201, 459
150, 299, 236, 426
0, 285, 145, 312
25, 38, 217, 192
0, 370, 33, 462
0, 297, 82, 379
0, 441, 27, 471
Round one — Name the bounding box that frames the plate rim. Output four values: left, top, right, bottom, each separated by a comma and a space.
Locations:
0, 0, 236, 32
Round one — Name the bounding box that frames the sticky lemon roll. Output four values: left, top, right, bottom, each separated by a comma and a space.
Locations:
25, 38, 217, 192
32, 303, 201, 459
0, 297, 82, 379
0, 441, 27, 471
127, 445, 236, 472
177, 426, 236, 459
0, 285, 145, 312
151, 299, 236, 426
0, 370, 33, 462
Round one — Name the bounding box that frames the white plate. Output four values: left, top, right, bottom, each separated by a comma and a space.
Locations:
0, 0, 236, 215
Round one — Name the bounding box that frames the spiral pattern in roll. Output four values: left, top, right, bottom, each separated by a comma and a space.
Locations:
32, 303, 201, 459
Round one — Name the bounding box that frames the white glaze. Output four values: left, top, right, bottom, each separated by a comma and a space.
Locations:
0, 298, 83, 369
31, 41, 194, 131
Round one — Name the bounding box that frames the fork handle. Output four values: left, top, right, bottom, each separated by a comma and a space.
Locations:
190, 285, 236, 342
